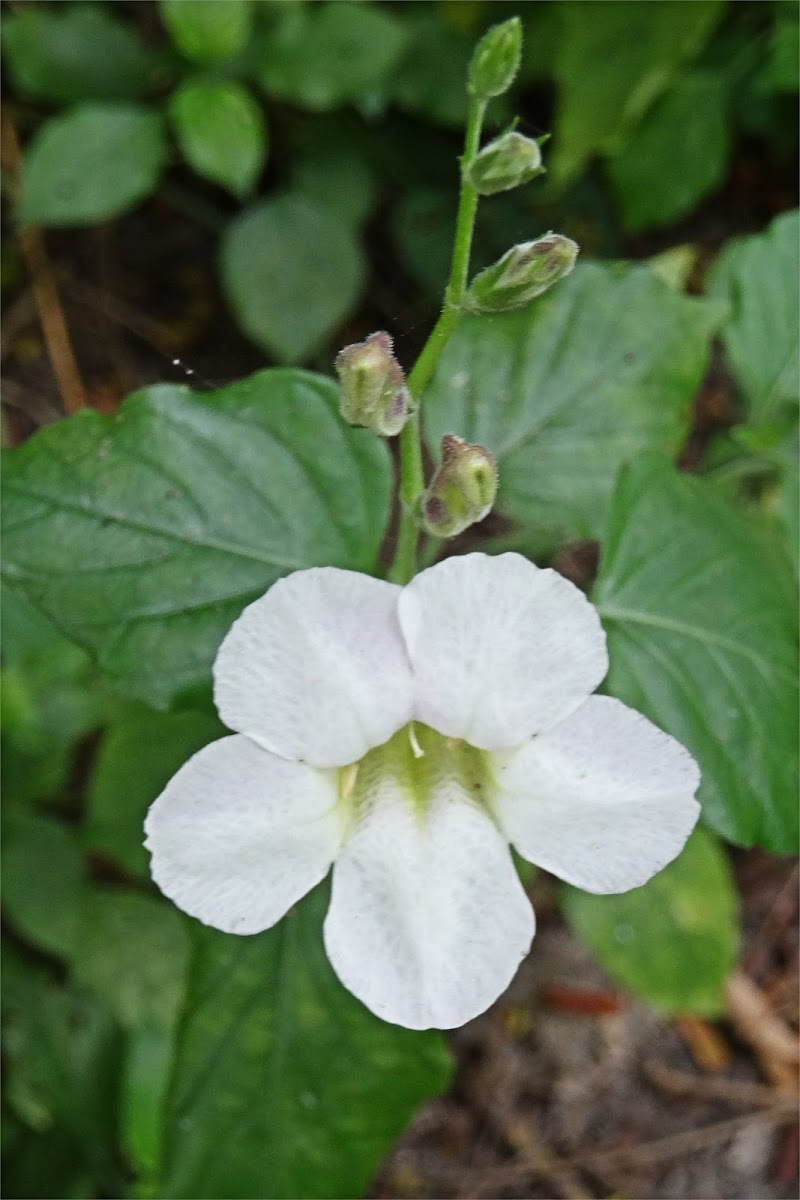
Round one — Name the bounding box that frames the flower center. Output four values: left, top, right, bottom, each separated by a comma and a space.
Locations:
337, 722, 496, 827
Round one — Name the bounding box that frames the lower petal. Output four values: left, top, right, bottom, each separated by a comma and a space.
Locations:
493, 695, 701, 894
144, 735, 340, 934
323, 775, 534, 1030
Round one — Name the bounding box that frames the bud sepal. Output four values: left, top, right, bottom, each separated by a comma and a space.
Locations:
465, 234, 579, 314
335, 332, 411, 437
420, 435, 498, 538
465, 131, 544, 196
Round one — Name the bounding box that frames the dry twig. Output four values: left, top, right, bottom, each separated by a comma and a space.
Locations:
726, 970, 800, 1090
580, 1102, 797, 1171
644, 1059, 795, 1108
1, 111, 86, 414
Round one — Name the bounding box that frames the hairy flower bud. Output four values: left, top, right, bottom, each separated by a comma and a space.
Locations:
465, 131, 544, 196
465, 234, 579, 314
468, 17, 522, 100
335, 332, 411, 437
420, 435, 498, 538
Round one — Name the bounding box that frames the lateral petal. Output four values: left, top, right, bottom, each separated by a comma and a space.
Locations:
144, 734, 340, 934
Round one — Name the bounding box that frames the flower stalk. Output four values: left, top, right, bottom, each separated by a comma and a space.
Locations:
389, 96, 487, 584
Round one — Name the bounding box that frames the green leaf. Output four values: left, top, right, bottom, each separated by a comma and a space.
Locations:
552, 0, 725, 185
562, 829, 739, 1016
84, 707, 224, 879
18, 104, 167, 227
160, 0, 253, 64
702, 420, 799, 576
2, 3, 157, 103
772, 427, 799, 574
1, 585, 106, 809
708, 209, 800, 423
221, 196, 366, 362
169, 79, 266, 199
593, 453, 799, 854
3, 961, 125, 1194
647, 244, 699, 292
424, 262, 721, 542
608, 70, 731, 232
158, 885, 452, 1199
1, 816, 87, 957
256, 3, 408, 111
121, 1023, 174, 1184
765, 3, 800, 93
2, 370, 391, 707
2, 581, 77, 665
72, 889, 190, 1031
70, 886, 190, 1185
291, 146, 377, 230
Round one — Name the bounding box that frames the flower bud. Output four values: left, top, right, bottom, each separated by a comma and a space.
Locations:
465, 131, 544, 196
468, 17, 522, 100
465, 234, 579, 314
335, 332, 411, 437
420, 435, 498, 538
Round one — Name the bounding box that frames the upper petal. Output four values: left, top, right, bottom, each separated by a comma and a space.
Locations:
144, 734, 340, 934
214, 568, 414, 768
323, 771, 534, 1030
398, 552, 607, 749
493, 695, 701, 894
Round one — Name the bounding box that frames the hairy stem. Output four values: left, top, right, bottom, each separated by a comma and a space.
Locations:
388, 98, 486, 584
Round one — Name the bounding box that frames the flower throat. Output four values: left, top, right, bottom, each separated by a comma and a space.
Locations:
338, 722, 496, 822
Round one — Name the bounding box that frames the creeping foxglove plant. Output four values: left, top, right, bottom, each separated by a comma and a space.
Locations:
145, 552, 700, 1030
143, 16, 703, 1032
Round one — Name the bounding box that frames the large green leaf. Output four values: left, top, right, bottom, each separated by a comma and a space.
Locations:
423, 262, 721, 542
221, 196, 366, 363
552, 0, 724, 185
608, 70, 731, 232
18, 104, 167, 227
158, 886, 452, 1199
2, 370, 392, 707
84, 707, 224, 879
708, 209, 800, 423
562, 828, 739, 1016
593, 453, 799, 854
2, 3, 157, 103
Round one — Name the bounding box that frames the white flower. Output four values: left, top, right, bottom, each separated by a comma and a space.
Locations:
144, 553, 700, 1030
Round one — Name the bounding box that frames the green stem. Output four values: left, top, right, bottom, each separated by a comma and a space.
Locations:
390, 305, 463, 584
446, 96, 486, 306
387, 97, 486, 585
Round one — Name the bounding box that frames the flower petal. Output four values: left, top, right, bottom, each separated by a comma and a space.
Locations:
323, 773, 534, 1030
398, 552, 607, 749
214, 568, 414, 768
493, 696, 701, 893
144, 735, 340, 934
